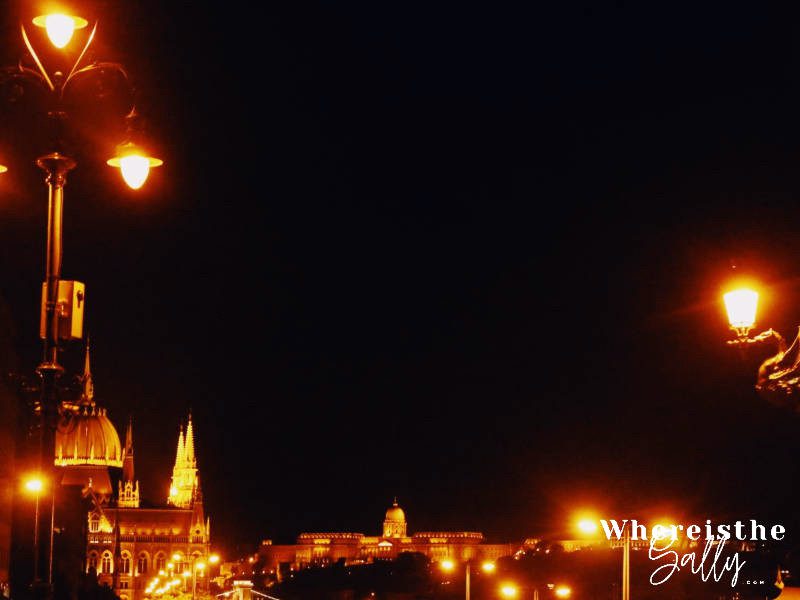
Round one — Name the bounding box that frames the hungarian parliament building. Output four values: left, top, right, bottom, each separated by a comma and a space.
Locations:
53, 344, 213, 600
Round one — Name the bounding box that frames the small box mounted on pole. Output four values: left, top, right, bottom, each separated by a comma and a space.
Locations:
39, 280, 85, 340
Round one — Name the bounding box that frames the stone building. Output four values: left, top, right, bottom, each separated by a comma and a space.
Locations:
85, 414, 212, 600
54, 343, 212, 600
258, 499, 516, 573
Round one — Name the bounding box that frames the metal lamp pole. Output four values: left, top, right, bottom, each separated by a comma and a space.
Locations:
32, 487, 41, 583
622, 525, 630, 600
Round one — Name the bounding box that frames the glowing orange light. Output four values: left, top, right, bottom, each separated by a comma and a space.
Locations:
724, 288, 758, 330
481, 561, 496, 573
0, 164, 7, 174
108, 142, 163, 189
577, 518, 598, 535
500, 584, 519, 598
440, 559, 455, 572
652, 521, 678, 541
24, 477, 44, 493
555, 585, 572, 598
32, 13, 88, 48
208, 554, 220, 565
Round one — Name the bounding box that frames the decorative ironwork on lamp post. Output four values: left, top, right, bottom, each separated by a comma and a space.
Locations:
723, 287, 800, 408
0, 6, 163, 595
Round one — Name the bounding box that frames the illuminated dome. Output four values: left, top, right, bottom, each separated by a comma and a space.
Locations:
55, 404, 123, 468
54, 340, 122, 470
385, 500, 405, 523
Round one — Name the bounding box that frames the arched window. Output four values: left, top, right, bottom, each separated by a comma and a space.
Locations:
120, 553, 131, 574
89, 514, 100, 533
155, 553, 166, 572
137, 553, 149, 575
101, 551, 113, 574
87, 552, 99, 572
172, 553, 184, 574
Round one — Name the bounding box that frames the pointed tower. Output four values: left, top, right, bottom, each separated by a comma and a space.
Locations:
167, 414, 199, 508
81, 336, 94, 403
184, 413, 195, 467
118, 418, 140, 507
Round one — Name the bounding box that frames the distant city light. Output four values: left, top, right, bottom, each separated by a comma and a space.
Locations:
440, 559, 455, 572
24, 477, 43, 493
577, 518, 598, 534
500, 583, 519, 598
555, 585, 572, 598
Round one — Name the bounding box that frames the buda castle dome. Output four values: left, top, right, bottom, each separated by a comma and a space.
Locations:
383, 499, 407, 538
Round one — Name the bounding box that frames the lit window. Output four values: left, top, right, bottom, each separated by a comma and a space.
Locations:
121, 554, 131, 574
138, 554, 148, 575
101, 552, 113, 574
89, 515, 100, 533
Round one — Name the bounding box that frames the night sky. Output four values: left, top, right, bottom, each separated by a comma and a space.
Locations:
3, 1, 800, 555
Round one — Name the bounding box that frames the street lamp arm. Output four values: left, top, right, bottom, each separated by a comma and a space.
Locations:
727, 327, 787, 350
20, 23, 55, 91
63, 22, 99, 87
755, 326, 800, 401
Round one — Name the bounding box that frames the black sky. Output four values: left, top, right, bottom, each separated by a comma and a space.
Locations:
4, 1, 800, 554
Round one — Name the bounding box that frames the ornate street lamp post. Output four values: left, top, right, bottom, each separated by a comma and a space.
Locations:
723, 285, 800, 408
0, 6, 162, 596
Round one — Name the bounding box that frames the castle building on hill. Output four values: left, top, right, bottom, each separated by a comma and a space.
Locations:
258, 499, 516, 572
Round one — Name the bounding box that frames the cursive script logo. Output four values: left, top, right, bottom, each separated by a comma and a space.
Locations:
649, 536, 745, 587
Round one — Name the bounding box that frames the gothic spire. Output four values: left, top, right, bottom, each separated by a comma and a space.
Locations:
81, 337, 94, 403
175, 425, 185, 466
122, 417, 135, 483
184, 412, 195, 466
168, 413, 199, 508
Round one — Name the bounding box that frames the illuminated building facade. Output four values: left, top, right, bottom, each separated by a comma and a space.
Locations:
258, 500, 516, 572
86, 413, 212, 600
70, 348, 212, 600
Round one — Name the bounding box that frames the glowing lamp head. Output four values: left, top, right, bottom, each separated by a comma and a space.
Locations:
195, 562, 205, 571
32, 14, 89, 49
481, 561, 496, 573
108, 154, 163, 190
440, 559, 455, 572
182, 571, 190, 578
25, 477, 43, 493
724, 288, 758, 332
108, 143, 163, 189
172, 553, 181, 562
555, 586, 572, 598
208, 555, 220, 565
0, 164, 7, 174
500, 584, 519, 598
